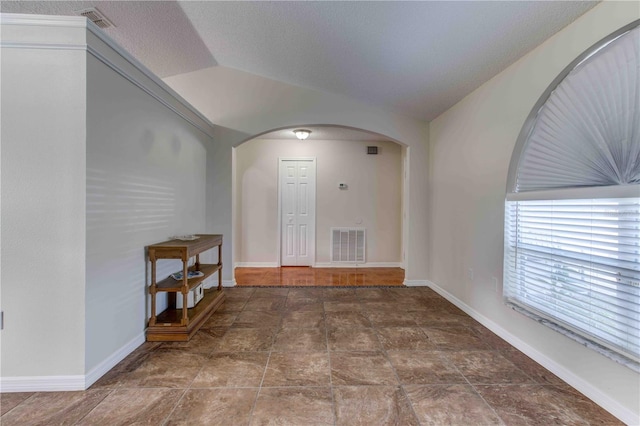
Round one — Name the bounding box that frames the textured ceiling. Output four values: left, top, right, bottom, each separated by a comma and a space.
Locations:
1, 1, 598, 121
0, 1, 216, 77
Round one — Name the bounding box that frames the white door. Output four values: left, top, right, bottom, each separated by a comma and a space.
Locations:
280, 159, 316, 266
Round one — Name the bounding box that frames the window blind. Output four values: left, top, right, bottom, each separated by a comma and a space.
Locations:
504, 197, 640, 361
504, 22, 640, 368
515, 25, 639, 192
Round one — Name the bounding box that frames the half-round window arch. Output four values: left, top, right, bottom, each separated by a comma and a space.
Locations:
504, 21, 640, 369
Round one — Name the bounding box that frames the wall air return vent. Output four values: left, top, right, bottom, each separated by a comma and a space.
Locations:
331, 228, 365, 263
76, 8, 114, 29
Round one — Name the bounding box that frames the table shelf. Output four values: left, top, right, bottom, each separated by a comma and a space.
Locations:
146, 234, 224, 341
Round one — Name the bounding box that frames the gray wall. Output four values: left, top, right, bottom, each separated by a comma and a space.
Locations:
1, 20, 87, 377
85, 54, 210, 372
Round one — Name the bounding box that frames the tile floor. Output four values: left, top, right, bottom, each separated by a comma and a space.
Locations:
234, 267, 405, 286
1, 287, 622, 425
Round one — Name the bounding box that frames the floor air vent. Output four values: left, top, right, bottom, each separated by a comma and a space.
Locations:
331, 228, 365, 263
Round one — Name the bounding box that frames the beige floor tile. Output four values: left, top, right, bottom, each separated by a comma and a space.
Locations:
158, 328, 226, 354
262, 352, 331, 387
366, 310, 418, 327
116, 349, 208, 388
214, 328, 276, 352
333, 386, 419, 426
281, 310, 325, 328
446, 350, 534, 384
8, 286, 613, 425
0, 392, 33, 416
201, 312, 238, 328
328, 328, 382, 351
387, 351, 466, 385
1, 391, 110, 426
251, 387, 333, 425
244, 296, 287, 312
325, 311, 371, 329
423, 326, 492, 351
192, 352, 269, 388
376, 326, 435, 350
76, 388, 183, 426
405, 384, 502, 425
330, 351, 398, 385
166, 388, 257, 426
477, 384, 623, 425
233, 310, 283, 329
272, 328, 327, 352
323, 301, 364, 312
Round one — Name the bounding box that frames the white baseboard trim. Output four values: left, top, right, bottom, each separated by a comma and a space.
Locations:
84, 333, 146, 389
0, 375, 86, 393
314, 262, 403, 268
426, 280, 638, 426
403, 279, 430, 287
234, 262, 279, 268
0, 333, 145, 393
223, 279, 236, 287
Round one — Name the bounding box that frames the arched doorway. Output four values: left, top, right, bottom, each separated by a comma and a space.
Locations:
232, 125, 409, 285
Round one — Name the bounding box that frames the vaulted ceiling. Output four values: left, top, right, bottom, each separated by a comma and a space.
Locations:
1, 1, 598, 121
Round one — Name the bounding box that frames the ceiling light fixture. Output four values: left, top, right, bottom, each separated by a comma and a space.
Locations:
293, 129, 311, 140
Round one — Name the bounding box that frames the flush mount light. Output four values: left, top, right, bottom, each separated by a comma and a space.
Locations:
293, 129, 311, 140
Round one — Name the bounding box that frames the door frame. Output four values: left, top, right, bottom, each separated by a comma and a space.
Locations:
277, 157, 317, 267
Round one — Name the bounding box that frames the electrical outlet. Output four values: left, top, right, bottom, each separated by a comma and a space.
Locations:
467, 268, 474, 281
491, 277, 499, 293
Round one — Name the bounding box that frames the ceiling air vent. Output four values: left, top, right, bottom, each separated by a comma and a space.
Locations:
76, 8, 114, 29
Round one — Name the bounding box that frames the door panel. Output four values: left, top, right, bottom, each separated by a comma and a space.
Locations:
280, 159, 316, 266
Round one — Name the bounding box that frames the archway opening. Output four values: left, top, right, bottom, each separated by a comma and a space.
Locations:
231, 125, 410, 286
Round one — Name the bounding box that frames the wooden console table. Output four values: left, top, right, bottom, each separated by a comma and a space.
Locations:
146, 234, 225, 341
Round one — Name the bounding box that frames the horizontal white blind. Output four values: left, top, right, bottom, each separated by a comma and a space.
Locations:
504, 197, 640, 361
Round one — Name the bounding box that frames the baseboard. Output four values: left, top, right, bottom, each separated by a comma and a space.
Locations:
403, 279, 429, 287
0, 375, 86, 392
314, 262, 403, 268
222, 279, 236, 287
84, 332, 146, 389
426, 280, 639, 426
0, 333, 146, 393
234, 262, 279, 268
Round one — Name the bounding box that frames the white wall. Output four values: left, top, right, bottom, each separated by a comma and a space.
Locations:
1, 14, 218, 389
164, 67, 430, 283
236, 139, 402, 265
1, 19, 87, 378
85, 55, 209, 373
428, 2, 640, 422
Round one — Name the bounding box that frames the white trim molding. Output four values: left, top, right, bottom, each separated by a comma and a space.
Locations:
0, 13, 87, 27
235, 262, 279, 268
404, 279, 430, 287
0, 13, 218, 140
84, 333, 145, 389
427, 280, 639, 426
0, 375, 86, 393
0, 333, 146, 392
223, 279, 237, 288
314, 262, 403, 268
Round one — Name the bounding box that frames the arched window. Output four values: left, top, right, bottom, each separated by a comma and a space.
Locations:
504, 21, 639, 369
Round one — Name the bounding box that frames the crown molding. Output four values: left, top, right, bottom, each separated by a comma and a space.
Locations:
1, 13, 218, 140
